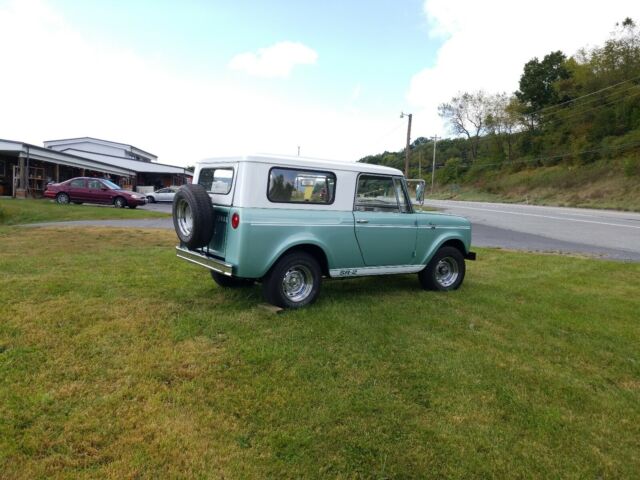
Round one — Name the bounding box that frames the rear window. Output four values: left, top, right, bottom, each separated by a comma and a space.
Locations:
268, 168, 336, 204
198, 167, 234, 194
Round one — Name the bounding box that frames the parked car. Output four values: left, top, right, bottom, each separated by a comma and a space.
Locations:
146, 186, 178, 203
172, 155, 475, 309
44, 177, 147, 208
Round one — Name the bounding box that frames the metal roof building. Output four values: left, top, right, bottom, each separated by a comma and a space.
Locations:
0, 137, 192, 197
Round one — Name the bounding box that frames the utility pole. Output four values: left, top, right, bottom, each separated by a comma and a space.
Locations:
430, 135, 440, 194
297, 146, 300, 157
400, 112, 412, 177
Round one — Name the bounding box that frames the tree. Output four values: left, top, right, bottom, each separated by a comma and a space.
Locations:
438, 91, 492, 161
515, 50, 571, 115
485, 93, 522, 161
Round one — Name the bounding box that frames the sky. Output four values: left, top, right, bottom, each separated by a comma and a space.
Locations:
0, 0, 637, 166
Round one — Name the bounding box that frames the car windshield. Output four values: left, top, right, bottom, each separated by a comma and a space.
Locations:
101, 179, 121, 190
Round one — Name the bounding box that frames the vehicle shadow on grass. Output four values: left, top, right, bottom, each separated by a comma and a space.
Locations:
206, 274, 423, 311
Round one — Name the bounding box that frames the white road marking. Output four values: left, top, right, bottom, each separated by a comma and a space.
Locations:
431, 204, 640, 230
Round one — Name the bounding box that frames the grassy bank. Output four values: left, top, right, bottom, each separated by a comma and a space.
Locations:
431, 159, 640, 211
0, 198, 170, 225
1, 228, 639, 478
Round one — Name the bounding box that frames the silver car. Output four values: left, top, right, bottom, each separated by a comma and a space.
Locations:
146, 186, 178, 203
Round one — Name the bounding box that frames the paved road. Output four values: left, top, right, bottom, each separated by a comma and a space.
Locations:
425, 200, 640, 261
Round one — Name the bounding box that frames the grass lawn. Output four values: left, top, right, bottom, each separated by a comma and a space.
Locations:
1, 227, 639, 478
0, 198, 169, 226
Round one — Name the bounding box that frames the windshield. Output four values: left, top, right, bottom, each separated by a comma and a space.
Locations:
101, 179, 121, 190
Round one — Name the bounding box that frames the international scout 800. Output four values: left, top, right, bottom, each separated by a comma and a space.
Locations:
172, 155, 476, 309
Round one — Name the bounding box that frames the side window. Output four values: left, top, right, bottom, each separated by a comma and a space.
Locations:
69, 179, 85, 188
268, 168, 336, 204
88, 180, 103, 189
355, 175, 399, 212
199, 168, 234, 194
156, 188, 167, 193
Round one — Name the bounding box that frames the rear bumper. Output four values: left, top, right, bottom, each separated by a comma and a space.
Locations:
176, 246, 233, 276
465, 251, 477, 261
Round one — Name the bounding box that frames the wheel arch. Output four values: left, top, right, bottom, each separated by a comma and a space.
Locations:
419, 233, 469, 266
265, 242, 330, 278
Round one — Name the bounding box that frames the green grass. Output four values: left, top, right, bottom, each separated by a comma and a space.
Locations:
433, 159, 640, 211
1, 228, 639, 478
0, 198, 169, 225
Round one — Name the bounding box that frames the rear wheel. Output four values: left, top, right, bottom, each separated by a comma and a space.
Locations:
211, 271, 254, 288
418, 246, 466, 291
263, 252, 321, 309
114, 197, 127, 208
147, 196, 156, 203
56, 193, 70, 204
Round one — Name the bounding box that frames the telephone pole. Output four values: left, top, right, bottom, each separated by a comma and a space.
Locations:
400, 112, 412, 177
430, 135, 440, 194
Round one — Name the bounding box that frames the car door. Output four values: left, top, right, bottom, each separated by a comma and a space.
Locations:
86, 179, 109, 204
156, 188, 169, 201
67, 178, 87, 202
353, 174, 417, 266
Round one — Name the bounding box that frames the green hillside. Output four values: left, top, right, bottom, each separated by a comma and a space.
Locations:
361, 18, 640, 211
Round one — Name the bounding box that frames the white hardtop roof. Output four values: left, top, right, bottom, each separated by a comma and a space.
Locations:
198, 154, 403, 176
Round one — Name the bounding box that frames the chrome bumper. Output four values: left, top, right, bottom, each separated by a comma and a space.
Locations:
175, 246, 233, 276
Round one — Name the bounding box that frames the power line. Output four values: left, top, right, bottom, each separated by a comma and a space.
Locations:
527, 73, 640, 117
436, 139, 640, 172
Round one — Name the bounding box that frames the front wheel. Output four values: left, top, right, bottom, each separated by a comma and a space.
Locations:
129, 205, 137, 209
263, 252, 321, 309
211, 271, 254, 288
418, 246, 466, 291
114, 197, 127, 208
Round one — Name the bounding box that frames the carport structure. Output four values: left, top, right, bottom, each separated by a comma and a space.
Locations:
0, 139, 135, 198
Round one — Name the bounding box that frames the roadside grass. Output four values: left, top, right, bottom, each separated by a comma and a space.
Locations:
0, 198, 169, 225
1, 228, 639, 478
432, 160, 640, 211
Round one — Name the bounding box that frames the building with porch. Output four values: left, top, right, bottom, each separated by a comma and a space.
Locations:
0, 137, 192, 197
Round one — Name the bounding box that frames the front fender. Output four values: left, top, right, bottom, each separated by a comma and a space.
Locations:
419, 231, 471, 266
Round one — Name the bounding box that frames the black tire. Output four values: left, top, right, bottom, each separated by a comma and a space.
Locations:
211, 271, 254, 288
418, 246, 466, 291
129, 205, 137, 209
56, 193, 70, 205
172, 184, 214, 249
263, 252, 321, 309
147, 196, 156, 203
114, 196, 127, 208
72, 201, 83, 205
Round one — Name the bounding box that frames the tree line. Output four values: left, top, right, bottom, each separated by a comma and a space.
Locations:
361, 18, 640, 184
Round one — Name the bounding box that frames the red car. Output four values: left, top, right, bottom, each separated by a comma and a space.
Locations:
44, 177, 147, 208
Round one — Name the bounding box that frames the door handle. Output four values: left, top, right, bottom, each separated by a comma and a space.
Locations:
356, 219, 369, 224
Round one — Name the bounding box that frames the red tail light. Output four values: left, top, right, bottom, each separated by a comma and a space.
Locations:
231, 212, 240, 229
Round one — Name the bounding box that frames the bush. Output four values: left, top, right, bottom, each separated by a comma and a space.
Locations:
623, 155, 640, 177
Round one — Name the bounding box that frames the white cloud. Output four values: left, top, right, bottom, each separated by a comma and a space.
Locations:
0, 0, 401, 164
407, 0, 636, 138
229, 41, 318, 78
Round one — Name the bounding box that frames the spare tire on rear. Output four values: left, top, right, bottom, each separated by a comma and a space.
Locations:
173, 184, 214, 249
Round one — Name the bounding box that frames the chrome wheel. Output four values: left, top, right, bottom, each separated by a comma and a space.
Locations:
56, 193, 69, 204
434, 256, 459, 288
114, 197, 126, 208
282, 265, 314, 303
175, 198, 194, 238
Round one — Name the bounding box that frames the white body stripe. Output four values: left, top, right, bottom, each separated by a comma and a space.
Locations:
329, 264, 424, 278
